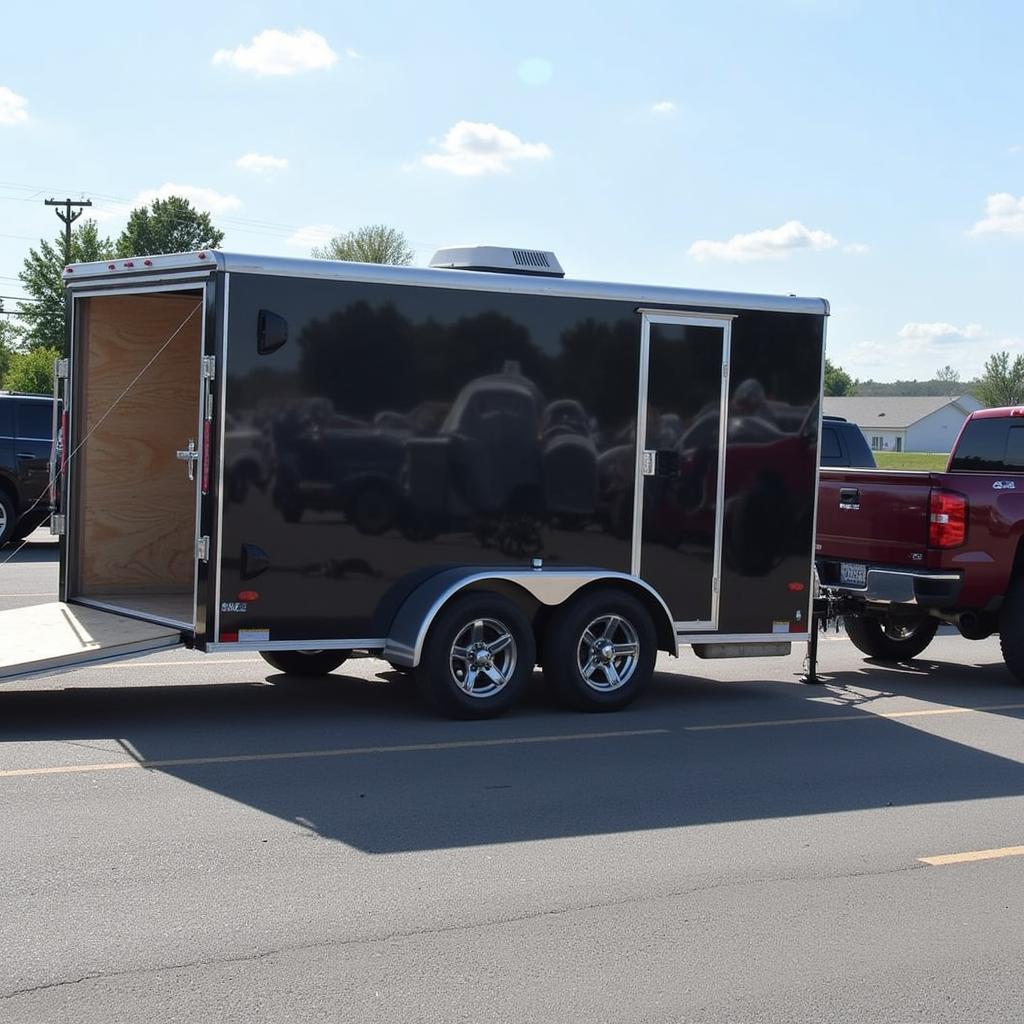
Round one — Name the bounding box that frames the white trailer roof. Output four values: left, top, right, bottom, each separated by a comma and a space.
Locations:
63, 250, 829, 316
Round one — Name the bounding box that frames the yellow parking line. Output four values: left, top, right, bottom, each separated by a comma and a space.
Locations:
920, 846, 1024, 866
685, 703, 1024, 732
0, 728, 669, 780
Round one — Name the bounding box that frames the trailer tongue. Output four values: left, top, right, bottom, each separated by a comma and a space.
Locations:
0, 602, 182, 683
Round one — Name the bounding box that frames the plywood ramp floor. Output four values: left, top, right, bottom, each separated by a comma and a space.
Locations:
0, 603, 183, 681
78, 591, 193, 627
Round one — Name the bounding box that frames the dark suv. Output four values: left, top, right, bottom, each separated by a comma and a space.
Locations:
0, 392, 54, 545
820, 414, 875, 468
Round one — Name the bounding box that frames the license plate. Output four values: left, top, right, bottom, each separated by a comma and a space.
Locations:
840, 562, 867, 587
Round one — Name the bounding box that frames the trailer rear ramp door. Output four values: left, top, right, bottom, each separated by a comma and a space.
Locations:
0, 602, 183, 683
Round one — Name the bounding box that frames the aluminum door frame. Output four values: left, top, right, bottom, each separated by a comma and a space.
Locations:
64, 282, 208, 633
630, 310, 734, 632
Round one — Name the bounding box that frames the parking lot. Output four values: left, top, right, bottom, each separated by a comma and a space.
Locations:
3, 533, 1024, 1023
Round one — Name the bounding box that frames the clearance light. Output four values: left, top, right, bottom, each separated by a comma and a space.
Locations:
64, 266, 73, 273
238, 591, 260, 602
123, 261, 134, 268
219, 632, 239, 643
107, 263, 116, 270
197, 251, 208, 260
929, 489, 967, 548
143, 259, 153, 266
787, 582, 805, 592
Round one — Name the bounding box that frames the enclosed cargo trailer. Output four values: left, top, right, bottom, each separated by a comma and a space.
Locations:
1, 248, 828, 717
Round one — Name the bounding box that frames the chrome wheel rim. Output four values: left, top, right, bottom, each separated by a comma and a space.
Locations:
883, 622, 918, 640
578, 614, 640, 692
450, 618, 517, 698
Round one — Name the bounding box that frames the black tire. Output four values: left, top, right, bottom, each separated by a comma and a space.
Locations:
999, 580, 1024, 683
542, 588, 657, 711
348, 482, 397, 536
0, 489, 16, 547
260, 650, 348, 676
416, 592, 535, 719
843, 614, 938, 661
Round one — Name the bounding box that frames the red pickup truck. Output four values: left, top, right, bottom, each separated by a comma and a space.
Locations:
816, 407, 1024, 680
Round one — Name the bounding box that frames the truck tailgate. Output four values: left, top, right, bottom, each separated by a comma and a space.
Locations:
0, 602, 183, 683
817, 469, 935, 565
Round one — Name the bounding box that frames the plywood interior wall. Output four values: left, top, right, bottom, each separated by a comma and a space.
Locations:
74, 292, 202, 596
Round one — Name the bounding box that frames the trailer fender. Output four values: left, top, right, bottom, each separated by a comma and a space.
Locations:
382, 567, 677, 667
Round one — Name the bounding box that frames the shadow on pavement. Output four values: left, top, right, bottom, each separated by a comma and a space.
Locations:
2, 650, 1024, 854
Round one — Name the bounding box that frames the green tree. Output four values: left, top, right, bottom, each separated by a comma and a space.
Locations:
311, 224, 414, 265
823, 357, 856, 396
975, 351, 1024, 407
116, 196, 225, 257
18, 220, 113, 351
934, 364, 962, 396
0, 302, 21, 382
3, 345, 60, 394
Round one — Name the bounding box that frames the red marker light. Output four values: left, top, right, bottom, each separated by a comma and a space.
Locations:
197, 251, 207, 260
64, 266, 74, 273
124, 260, 134, 268
143, 259, 153, 266
219, 632, 239, 643
238, 590, 260, 602
787, 582, 805, 592
107, 263, 116, 270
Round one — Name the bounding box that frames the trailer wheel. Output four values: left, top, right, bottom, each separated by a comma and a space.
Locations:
999, 580, 1024, 684
843, 614, 938, 661
416, 592, 535, 719
542, 589, 657, 711
260, 650, 348, 676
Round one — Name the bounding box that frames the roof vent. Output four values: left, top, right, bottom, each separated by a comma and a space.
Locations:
429, 245, 564, 278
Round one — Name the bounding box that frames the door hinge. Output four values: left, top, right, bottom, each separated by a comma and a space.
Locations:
722, 362, 729, 379
641, 450, 657, 476
197, 535, 210, 562
713, 576, 720, 593
50, 514, 66, 536
202, 355, 216, 380
55, 358, 69, 380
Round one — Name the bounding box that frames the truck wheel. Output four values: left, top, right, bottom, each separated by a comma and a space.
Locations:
542, 589, 657, 711
416, 592, 535, 719
999, 581, 1024, 683
843, 615, 938, 661
260, 650, 348, 676
0, 490, 16, 547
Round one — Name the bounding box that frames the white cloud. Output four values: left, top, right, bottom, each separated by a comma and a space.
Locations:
651, 100, 676, 114
134, 182, 242, 215
236, 152, 289, 176
843, 242, 870, 254
687, 220, 838, 262
345, 48, 362, 59
213, 28, 338, 76
421, 121, 552, 176
970, 192, 1024, 237
898, 322, 984, 345
1009, 144, 1023, 154
0, 86, 29, 125
849, 323, 1023, 380
287, 223, 337, 250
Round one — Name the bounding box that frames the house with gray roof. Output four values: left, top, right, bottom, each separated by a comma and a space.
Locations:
823, 394, 984, 453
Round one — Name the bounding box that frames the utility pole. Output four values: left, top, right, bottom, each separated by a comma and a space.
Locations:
44, 197, 92, 264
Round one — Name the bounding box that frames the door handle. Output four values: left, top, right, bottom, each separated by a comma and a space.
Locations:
839, 487, 860, 510
176, 439, 199, 481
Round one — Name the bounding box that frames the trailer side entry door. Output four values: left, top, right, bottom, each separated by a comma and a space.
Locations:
65, 287, 207, 632
634, 313, 731, 631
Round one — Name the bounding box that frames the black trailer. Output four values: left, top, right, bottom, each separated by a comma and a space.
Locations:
1, 246, 827, 717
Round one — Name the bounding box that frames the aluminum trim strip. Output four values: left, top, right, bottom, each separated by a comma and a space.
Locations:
676, 632, 808, 644
213, 274, 229, 643
207, 639, 387, 653
63, 251, 828, 315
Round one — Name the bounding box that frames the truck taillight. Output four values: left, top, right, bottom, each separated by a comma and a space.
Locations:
929, 488, 967, 548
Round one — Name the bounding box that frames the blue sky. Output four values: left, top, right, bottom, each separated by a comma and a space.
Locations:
1, 1, 1021, 380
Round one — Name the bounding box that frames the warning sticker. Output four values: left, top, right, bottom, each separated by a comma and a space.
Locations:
772, 620, 790, 634
238, 628, 271, 643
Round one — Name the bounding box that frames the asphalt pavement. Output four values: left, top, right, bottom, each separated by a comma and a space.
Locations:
2, 533, 1023, 1022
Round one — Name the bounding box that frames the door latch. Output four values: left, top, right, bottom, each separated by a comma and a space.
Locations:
176, 439, 199, 481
